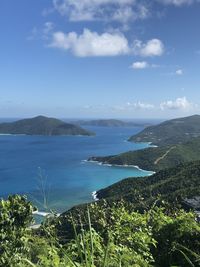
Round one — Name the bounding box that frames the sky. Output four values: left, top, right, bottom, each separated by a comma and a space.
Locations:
0, 0, 200, 119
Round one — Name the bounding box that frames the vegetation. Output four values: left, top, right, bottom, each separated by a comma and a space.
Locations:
95, 161, 200, 210
0, 195, 200, 267
0, 116, 94, 136
129, 114, 200, 146
89, 135, 200, 171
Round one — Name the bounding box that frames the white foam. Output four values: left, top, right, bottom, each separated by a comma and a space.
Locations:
33, 211, 60, 217
92, 191, 99, 201
88, 159, 154, 174
33, 211, 51, 217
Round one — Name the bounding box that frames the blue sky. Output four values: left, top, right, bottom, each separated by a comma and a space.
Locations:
0, 0, 200, 119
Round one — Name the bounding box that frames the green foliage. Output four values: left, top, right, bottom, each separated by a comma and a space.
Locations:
147, 207, 200, 266
0, 195, 200, 267
0, 195, 34, 266
57, 200, 200, 267
95, 161, 200, 212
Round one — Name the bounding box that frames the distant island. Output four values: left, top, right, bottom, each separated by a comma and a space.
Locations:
0, 116, 94, 136
74, 119, 153, 128
129, 114, 200, 146
88, 114, 200, 171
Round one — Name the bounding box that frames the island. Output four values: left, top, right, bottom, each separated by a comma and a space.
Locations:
129, 114, 200, 146
0, 115, 94, 136
74, 119, 153, 127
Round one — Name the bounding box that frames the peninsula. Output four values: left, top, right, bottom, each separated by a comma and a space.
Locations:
88, 115, 200, 171
129, 114, 200, 146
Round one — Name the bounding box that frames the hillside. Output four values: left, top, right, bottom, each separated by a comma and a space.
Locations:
129, 114, 200, 146
96, 160, 200, 210
75, 119, 152, 127
88, 136, 200, 171
0, 116, 94, 136
53, 160, 200, 267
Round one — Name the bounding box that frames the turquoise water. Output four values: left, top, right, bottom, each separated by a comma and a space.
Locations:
0, 126, 152, 213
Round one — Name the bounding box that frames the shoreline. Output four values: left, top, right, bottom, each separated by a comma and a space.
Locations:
85, 159, 155, 175
84, 140, 157, 175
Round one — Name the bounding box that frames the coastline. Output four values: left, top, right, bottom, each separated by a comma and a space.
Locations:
86, 159, 155, 175
89, 157, 156, 202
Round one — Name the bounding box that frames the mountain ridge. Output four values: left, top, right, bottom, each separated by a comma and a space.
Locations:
129, 114, 200, 146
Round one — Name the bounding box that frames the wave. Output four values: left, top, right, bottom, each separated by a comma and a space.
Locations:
92, 191, 99, 201
86, 159, 154, 175
32, 211, 60, 217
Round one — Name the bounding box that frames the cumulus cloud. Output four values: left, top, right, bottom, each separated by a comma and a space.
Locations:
176, 69, 183, 75
52, 0, 150, 23
130, 61, 159, 69
131, 61, 149, 69
50, 28, 130, 56
49, 28, 165, 57
133, 39, 164, 57
160, 97, 193, 110
81, 97, 198, 115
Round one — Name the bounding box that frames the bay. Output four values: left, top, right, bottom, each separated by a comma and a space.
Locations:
0, 125, 153, 213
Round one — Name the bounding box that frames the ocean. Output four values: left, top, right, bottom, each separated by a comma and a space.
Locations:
0, 125, 153, 213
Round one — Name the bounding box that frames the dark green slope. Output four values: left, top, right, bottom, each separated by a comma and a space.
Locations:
129, 114, 200, 146
57, 161, 200, 246
96, 161, 200, 210
0, 116, 94, 136
89, 135, 200, 171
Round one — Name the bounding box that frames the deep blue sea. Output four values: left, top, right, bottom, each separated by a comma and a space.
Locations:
0, 125, 153, 213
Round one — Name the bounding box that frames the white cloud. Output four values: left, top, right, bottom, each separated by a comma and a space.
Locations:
50, 28, 165, 58
126, 101, 155, 110
176, 69, 183, 75
50, 28, 130, 56
133, 39, 164, 57
160, 97, 193, 110
158, 0, 194, 6
130, 61, 159, 69
52, 0, 150, 23
131, 61, 149, 69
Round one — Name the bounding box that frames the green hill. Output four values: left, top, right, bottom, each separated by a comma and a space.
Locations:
129, 114, 200, 146
88, 136, 200, 171
54, 160, 200, 266
96, 160, 200, 210
0, 116, 94, 136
